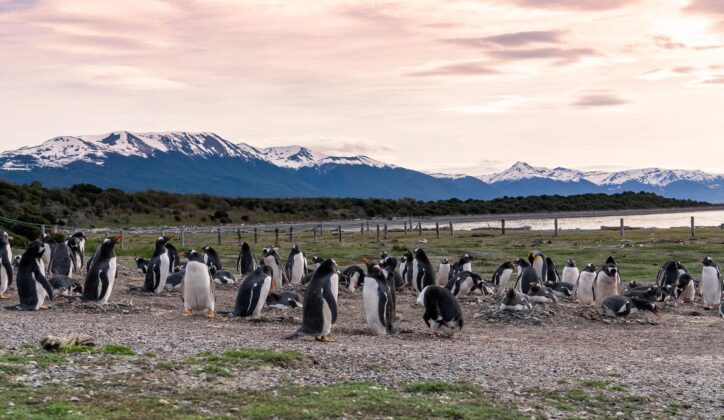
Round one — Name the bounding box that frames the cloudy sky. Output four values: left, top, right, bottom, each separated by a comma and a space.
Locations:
1, 0, 723, 175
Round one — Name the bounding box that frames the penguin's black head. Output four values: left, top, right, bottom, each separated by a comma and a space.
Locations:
584, 263, 597, 272
628, 280, 639, 289
380, 251, 388, 259
441, 258, 449, 265
72, 232, 86, 240
528, 251, 543, 264
291, 244, 300, 253
677, 273, 692, 288
21, 240, 45, 264
381, 256, 397, 272
459, 254, 470, 264
414, 248, 427, 259
500, 261, 514, 270
566, 259, 576, 267
182, 249, 204, 263
606, 256, 617, 265
317, 258, 338, 274
470, 273, 484, 289
312, 256, 324, 264
403, 250, 413, 259
514, 258, 530, 268
699, 256, 716, 267
602, 264, 617, 277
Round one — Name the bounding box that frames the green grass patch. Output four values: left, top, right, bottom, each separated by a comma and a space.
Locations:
405, 380, 478, 394
100, 344, 136, 356
581, 380, 607, 390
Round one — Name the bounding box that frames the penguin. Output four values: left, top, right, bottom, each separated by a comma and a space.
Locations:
491, 261, 514, 293
601, 296, 660, 320
261, 246, 285, 289
203, 246, 222, 271
528, 251, 548, 283
527, 282, 558, 304
12, 255, 20, 269
286, 259, 339, 342
82, 235, 120, 304
363, 265, 395, 335
49, 275, 82, 297
576, 263, 597, 306
0, 232, 13, 299
308, 256, 324, 273
142, 236, 173, 294
49, 240, 74, 277
623, 284, 659, 303
561, 259, 579, 289
513, 258, 539, 295
379, 251, 389, 265
166, 242, 180, 273
180, 250, 215, 318
401, 250, 414, 287
719, 301, 723, 318
342, 265, 365, 291
699, 257, 721, 309
9, 241, 53, 311
412, 248, 435, 293
379, 256, 399, 318
656, 261, 681, 300
546, 282, 574, 297
445, 271, 485, 298
416, 285, 464, 338
40, 234, 56, 274
66, 236, 83, 274
436, 258, 451, 286
213, 270, 237, 285
545, 256, 560, 284
593, 261, 620, 307
285, 244, 308, 285
70, 232, 86, 260
675, 273, 695, 302
499, 287, 532, 312
236, 241, 256, 276
165, 270, 185, 289
449, 254, 472, 280
135, 257, 150, 274
266, 290, 303, 310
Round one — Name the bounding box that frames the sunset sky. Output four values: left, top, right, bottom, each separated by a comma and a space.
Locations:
1, 0, 723, 175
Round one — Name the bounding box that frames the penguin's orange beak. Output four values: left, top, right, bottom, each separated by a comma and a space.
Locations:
698, 259, 704, 264
361, 257, 371, 265
164, 234, 175, 240
112, 234, 123, 241
179, 251, 187, 257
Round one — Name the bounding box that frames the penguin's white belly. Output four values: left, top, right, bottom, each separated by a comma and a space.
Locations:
680, 281, 695, 301
330, 273, 339, 302
455, 278, 474, 298
594, 276, 618, 306
363, 280, 386, 335
321, 297, 332, 336
291, 254, 304, 284
33, 273, 47, 310
500, 303, 527, 311
577, 275, 595, 306
348, 272, 361, 291
264, 256, 282, 287
532, 260, 544, 280
562, 268, 579, 286
251, 277, 271, 317
155, 254, 170, 293
436, 266, 449, 286
183, 266, 214, 311
700, 268, 721, 305
41, 246, 51, 273
497, 270, 512, 291
462, 262, 472, 273
0, 267, 7, 294
100, 258, 117, 304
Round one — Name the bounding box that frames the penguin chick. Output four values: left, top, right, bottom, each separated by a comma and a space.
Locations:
499, 288, 532, 312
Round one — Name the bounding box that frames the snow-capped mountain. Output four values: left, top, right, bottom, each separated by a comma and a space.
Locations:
247, 145, 392, 169
478, 162, 590, 184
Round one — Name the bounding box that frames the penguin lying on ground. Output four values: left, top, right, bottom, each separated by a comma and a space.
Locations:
231, 266, 272, 318
180, 250, 215, 318
601, 295, 660, 320
286, 259, 339, 342
49, 275, 83, 297
8, 241, 53, 311
285, 244, 308, 285
266, 290, 302, 310
545, 282, 574, 297
499, 288, 532, 312
491, 261, 514, 293
363, 265, 395, 335
165, 271, 185, 289
527, 282, 558, 304
213, 270, 237, 285
699, 257, 721, 310
236, 241, 256, 276
445, 271, 486, 298
624, 284, 659, 302
82, 235, 120, 304
412, 248, 435, 293
416, 285, 463, 338
203, 246, 222, 271
0, 232, 13, 299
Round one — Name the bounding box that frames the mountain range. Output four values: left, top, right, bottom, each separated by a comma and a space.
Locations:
0, 131, 721, 202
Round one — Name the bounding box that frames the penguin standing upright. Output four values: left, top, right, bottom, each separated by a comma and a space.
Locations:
513, 258, 539, 294
401, 250, 413, 287
656, 261, 681, 300
180, 250, 216, 318
593, 261, 620, 307
446, 271, 487, 298
449, 254, 472, 280
49, 239, 74, 277
699, 257, 721, 309
166, 242, 180, 273
379, 256, 399, 319
343, 265, 365, 292
561, 260, 579, 289
82, 235, 120, 304
576, 263, 597, 306
675, 273, 696, 302
363, 265, 394, 335
142, 236, 173, 294
66, 236, 83, 274
491, 261, 514, 293
40, 234, 56, 274
416, 285, 463, 338
0, 232, 14, 299
545, 257, 560, 284
528, 251, 548, 283
285, 244, 308, 285
70, 232, 86, 260
261, 247, 285, 289
286, 259, 339, 342
236, 241, 256, 276
10, 241, 53, 311
436, 258, 450, 286
203, 246, 222, 271
412, 248, 435, 293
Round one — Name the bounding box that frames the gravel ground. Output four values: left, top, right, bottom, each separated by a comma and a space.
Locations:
1, 262, 722, 418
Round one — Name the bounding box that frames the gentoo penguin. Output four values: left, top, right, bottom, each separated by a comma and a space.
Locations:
379, 256, 399, 318
231, 265, 271, 317
286, 259, 339, 342
236, 241, 256, 276
203, 246, 222, 271
180, 250, 215, 318
81, 235, 120, 304
576, 263, 597, 306
266, 291, 303, 310
446, 271, 485, 298
70, 232, 86, 258
545, 257, 560, 284
412, 248, 435, 293
675, 273, 696, 302
561, 260, 579, 290
656, 261, 682, 300
513, 258, 539, 295
342, 265, 365, 291
285, 244, 308, 285
165, 270, 185, 289
0, 232, 13, 299
449, 254, 472, 280
528, 251, 548, 283
166, 243, 180, 273
308, 255, 324, 273
601, 296, 660, 320
363, 265, 395, 335
40, 234, 56, 274
213, 270, 237, 285
593, 261, 620, 307
546, 282, 574, 297
66, 236, 83, 274
261, 246, 285, 289
12, 255, 20, 269
49, 240, 74, 277
491, 261, 514, 293
499, 288, 532, 312
142, 236, 173, 294
401, 250, 414, 286
10, 241, 53, 311
527, 283, 558, 304
135, 257, 150, 274
436, 258, 451, 286
416, 285, 463, 338
699, 257, 721, 309
49, 275, 82, 297
624, 284, 659, 303
379, 251, 389, 265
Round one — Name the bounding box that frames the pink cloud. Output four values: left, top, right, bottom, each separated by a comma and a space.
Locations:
572, 92, 628, 108
504, 0, 637, 11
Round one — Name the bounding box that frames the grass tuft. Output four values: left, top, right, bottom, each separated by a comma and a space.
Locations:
100, 344, 136, 356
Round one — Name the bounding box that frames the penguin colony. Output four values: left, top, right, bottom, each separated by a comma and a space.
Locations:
1, 233, 722, 342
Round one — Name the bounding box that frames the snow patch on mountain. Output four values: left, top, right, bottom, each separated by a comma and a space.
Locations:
478, 162, 588, 183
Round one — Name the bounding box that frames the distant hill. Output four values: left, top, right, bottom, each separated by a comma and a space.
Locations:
0, 131, 721, 202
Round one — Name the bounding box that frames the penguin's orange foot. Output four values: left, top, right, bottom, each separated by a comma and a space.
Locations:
39, 305, 49, 310
315, 336, 336, 343
206, 309, 215, 318
0, 294, 9, 299
183, 309, 193, 317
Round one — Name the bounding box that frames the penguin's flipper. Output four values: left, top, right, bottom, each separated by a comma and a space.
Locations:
34, 265, 54, 301
322, 285, 338, 324
1, 256, 13, 288
97, 270, 110, 303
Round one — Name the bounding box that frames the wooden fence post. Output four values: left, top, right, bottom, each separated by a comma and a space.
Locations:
384, 223, 388, 240
237, 228, 242, 245
217, 228, 222, 245
417, 222, 422, 236
501, 219, 506, 235
690, 216, 695, 239
275, 228, 279, 244
435, 222, 440, 239
181, 228, 186, 248
41, 225, 46, 235
403, 222, 407, 236
554, 218, 559, 236
620, 218, 624, 237
338, 225, 342, 243
361, 223, 364, 236
289, 227, 293, 242
376, 225, 380, 242
120, 230, 125, 250
449, 221, 454, 237
253, 227, 258, 244
313, 226, 318, 243
320, 223, 323, 238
